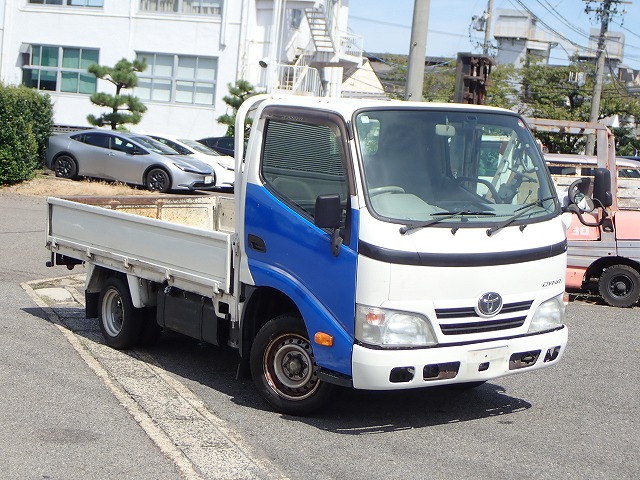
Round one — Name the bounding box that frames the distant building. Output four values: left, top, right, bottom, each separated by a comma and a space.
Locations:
577, 28, 625, 70
492, 9, 625, 70
493, 9, 556, 66
0, 0, 364, 138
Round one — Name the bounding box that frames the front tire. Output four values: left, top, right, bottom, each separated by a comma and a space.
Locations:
54, 155, 78, 179
145, 168, 171, 193
250, 315, 334, 416
98, 277, 143, 349
598, 264, 640, 308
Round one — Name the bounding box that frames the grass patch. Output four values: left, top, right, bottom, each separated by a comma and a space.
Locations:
0, 170, 156, 197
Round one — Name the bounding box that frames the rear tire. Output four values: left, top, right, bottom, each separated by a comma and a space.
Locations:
98, 277, 143, 349
250, 314, 334, 416
145, 168, 171, 193
54, 155, 78, 179
598, 264, 640, 307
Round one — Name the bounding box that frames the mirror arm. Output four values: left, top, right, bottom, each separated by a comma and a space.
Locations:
330, 229, 343, 257
564, 204, 609, 228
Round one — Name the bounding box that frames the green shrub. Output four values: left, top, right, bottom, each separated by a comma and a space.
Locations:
0, 84, 53, 184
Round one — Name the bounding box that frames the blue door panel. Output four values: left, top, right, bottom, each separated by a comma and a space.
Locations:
244, 183, 358, 376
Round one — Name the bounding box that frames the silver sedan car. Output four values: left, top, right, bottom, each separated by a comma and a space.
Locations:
46, 129, 215, 192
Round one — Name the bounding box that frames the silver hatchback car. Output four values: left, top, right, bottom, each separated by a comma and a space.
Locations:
46, 129, 215, 192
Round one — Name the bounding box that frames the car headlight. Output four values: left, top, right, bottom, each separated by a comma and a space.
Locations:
529, 294, 566, 333
355, 304, 437, 347
217, 162, 234, 171
172, 162, 208, 174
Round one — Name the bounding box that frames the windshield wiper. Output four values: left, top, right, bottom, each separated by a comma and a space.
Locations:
486, 196, 557, 237
400, 211, 496, 234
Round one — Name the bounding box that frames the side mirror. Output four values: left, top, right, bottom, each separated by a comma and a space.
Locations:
564, 177, 609, 228
314, 194, 343, 257
593, 167, 613, 207
567, 178, 595, 213
314, 194, 341, 229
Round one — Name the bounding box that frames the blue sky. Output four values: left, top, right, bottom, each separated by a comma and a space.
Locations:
348, 0, 640, 69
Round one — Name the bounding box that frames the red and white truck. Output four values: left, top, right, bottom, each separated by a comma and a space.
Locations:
530, 118, 640, 307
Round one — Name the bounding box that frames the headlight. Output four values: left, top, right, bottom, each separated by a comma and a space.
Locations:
217, 162, 234, 171
529, 294, 566, 332
355, 304, 437, 347
172, 162, 207, 174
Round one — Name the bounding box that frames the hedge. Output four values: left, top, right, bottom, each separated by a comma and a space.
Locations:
0, 84, 53, 184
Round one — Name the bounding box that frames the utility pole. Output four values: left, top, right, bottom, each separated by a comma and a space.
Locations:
584, 0, 627, 155
483, 0, 494, 55
405, 0, 430, 101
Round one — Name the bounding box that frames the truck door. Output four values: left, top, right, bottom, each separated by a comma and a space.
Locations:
244, 109, 358, 375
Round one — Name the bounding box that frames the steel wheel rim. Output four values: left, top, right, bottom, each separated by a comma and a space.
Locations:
608, 273, 634, 298
263, 333, 320, 401
148, 171, 168, 191
101, 288, 123, 337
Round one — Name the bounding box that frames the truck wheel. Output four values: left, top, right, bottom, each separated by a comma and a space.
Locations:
98, 277, 143, 349
598, 264, 640, 308
250, 315, 334, 416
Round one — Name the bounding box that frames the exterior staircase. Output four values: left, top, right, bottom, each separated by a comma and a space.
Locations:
271, 0, 363, 96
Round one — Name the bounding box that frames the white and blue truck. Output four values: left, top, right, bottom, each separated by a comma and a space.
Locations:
46, 95, 593, 415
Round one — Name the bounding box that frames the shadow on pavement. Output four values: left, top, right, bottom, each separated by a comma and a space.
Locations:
23, 301, 532, 433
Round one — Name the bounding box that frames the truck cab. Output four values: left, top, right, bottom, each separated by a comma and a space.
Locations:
235, 96, 569, 414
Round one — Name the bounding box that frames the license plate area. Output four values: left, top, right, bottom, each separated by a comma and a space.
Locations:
466, 346, 508, 373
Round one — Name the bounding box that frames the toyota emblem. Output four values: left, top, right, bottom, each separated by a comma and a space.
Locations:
476, 292, 503, 317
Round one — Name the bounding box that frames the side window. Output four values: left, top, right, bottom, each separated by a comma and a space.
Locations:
111, 136, 135, 154
79, 133, 110, 149
262, 119, 349, 225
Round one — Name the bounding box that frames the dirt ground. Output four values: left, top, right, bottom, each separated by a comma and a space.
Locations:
0, 170, 159, 197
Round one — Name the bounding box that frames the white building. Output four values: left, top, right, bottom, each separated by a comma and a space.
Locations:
0, 0, 364, 138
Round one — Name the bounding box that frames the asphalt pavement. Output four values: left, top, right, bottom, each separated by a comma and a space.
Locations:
0, 192, 286, 480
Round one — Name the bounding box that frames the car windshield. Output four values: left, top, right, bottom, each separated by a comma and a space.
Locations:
355, 109, 558, 228
179, 139, 222, 155
132, 136, 180, 155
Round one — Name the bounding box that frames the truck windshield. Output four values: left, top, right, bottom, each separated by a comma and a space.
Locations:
355, 109, 558, 228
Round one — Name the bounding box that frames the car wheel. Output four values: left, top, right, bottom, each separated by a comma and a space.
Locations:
145, 168, 171, 193
250, 314, 334, 416
54, 155, 78, 179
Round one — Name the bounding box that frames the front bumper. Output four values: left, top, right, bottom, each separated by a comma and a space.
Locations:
351, 326, 567, 390
175, 174, 216, 191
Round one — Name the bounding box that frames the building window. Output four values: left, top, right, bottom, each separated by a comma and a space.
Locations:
22, 45, 98, 94
28, 0, 104, 6
136, 53, 217, 105
139, 0, 222, 15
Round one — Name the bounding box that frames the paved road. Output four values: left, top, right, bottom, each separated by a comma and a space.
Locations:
2, 191, 638, 479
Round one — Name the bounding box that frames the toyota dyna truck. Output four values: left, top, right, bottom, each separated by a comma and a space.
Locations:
46, 95, 599, 415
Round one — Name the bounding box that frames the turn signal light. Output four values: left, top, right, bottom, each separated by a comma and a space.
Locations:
314, 332, 334, 346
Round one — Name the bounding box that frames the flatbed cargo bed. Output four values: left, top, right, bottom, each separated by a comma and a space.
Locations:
46, 195, 235, 297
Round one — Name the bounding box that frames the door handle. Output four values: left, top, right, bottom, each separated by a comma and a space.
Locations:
247, 234, 266, 253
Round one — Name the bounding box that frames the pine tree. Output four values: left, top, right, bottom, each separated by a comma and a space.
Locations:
216, 80, 255, 136
87, 58, 148, 130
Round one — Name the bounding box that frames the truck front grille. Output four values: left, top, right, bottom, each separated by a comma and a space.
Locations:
435, 300, 532, 335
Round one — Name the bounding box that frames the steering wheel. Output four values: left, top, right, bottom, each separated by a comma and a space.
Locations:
454, 177, 502, 203
368, 186, 405, 196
